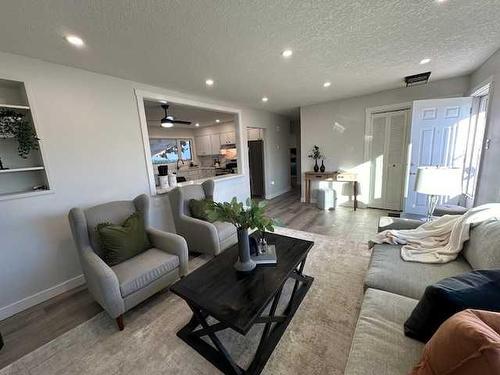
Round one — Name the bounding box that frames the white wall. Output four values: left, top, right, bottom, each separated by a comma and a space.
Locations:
469, 49, 500, 204
0, 51, 288, 319
300, 76, 470, 205
242, 109, 291, 199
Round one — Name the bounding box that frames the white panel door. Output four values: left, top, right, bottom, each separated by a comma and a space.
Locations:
405, 97, 472, 214
369, 110, 409, 210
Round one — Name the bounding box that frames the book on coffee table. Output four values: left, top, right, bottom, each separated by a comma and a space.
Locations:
251, 244, 277, 265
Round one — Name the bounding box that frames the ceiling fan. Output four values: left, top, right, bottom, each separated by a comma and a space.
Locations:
160, 103, 192, 128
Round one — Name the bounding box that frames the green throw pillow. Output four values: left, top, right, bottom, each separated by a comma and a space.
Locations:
96, 212, 151, 266
189, 198, 215, 222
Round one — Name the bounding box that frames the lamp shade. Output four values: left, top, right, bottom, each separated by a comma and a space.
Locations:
414, 167, 462, 196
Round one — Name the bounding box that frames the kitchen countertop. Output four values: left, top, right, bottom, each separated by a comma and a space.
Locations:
156, 173, 242, 195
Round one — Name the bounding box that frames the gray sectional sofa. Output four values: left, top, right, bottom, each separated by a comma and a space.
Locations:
344, 216, 500, 375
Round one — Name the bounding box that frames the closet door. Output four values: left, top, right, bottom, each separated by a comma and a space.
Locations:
369, 110, 409, 210
385, 111, 408, 210
369, 114, 388, 209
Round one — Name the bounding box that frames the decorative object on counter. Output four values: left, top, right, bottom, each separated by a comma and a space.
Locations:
207, 197, 276, 272
0, 109, 40, 159
168, 173, 177, 188
320, 159, 326, 172
158, 165, 169, 176
308, 145, 323, 173
159, 175, 169, 189
0, 157, 7, 170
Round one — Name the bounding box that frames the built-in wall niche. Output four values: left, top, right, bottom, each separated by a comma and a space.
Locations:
0, 78, 51, 200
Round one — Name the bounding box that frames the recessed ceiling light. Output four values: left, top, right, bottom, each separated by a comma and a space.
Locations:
159, 100, 167, 104
262, 97, 269, 103
205, 79, 214, 86
216, 119, 220, 123
281, 49, 293, 58
436, 0, 447, 2
195, 123, 200, 127
420, 58, 431, 65
65, 35, 85, 47
323, 81, 331, 88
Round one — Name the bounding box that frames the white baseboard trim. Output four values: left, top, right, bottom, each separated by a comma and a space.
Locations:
0, 274, 86, 321
265, 186, 291, 200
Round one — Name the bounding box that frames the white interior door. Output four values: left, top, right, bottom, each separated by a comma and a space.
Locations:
405, 97, 472, 215
369, 110, 409, 210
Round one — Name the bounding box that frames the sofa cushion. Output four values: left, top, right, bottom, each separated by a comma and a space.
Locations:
344, 288, 423, 375
462, 218, 500, 270
112, 248, 179, 297
404, 270, 500, 343
410, 309, 500, 375
97, 213, 152, 266
365, 244, 472, 300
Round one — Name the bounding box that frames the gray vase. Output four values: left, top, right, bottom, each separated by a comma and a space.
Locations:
234, 228, 256, 272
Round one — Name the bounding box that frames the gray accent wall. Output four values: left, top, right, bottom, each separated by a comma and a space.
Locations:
470, 49, 500, 204
0, 51, 290, 318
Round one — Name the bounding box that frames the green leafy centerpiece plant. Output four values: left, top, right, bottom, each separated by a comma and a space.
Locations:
207, 197, 276, 272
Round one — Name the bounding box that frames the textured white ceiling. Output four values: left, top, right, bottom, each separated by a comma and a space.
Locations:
144, 100, 235, 127
0, 0, 499, 117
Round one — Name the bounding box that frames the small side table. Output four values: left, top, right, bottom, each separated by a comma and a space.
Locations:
304, 171, 358, 211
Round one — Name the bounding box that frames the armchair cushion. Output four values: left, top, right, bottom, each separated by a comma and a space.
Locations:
189, 198, 215, 222
97, 213, 151, 266
112, 248, 180, 297
462, 219, 500, 270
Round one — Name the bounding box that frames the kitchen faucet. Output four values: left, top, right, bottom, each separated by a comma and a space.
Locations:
176, 158, 184, 170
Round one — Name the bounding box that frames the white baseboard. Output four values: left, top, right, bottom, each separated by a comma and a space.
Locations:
265, 186, 291, 200
0, 274, 85, 321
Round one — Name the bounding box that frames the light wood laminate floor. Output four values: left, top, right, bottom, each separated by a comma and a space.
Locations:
0, 189, 388, 369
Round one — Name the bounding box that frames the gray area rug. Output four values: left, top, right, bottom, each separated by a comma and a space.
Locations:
0, 227, 371, 375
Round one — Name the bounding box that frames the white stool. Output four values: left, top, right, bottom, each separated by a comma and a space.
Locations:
317, 188, 336, 210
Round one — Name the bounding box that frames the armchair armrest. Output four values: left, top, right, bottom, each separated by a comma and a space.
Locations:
81, 249, 124, 318
146, 227, 189, 276
176, 214, 220, 255
377, 216, 423, 233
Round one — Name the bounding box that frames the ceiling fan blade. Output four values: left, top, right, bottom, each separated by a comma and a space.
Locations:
172, 120, 192, 124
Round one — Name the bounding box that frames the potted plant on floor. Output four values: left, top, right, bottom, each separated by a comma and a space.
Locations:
207, 197, 276, 272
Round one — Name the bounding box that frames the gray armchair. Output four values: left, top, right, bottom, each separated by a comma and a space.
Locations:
169, 180, 237, 255
68, 194, 188, 330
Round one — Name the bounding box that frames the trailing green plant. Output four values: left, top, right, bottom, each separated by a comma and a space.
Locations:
0, 109, 39, 158
308, 145, 322, 160
206, 197, 276, 232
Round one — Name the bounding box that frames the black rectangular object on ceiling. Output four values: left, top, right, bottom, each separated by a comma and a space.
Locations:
405, 71, 431, 87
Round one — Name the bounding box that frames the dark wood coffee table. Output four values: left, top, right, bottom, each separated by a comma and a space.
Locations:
170, 232, 314, 375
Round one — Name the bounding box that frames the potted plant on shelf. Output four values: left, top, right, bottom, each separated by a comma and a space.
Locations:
0, 109, 40, 169
308, 145, 323, 172
207, 197, 276, 272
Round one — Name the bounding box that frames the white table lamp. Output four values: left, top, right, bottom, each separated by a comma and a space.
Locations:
414, 166, 462, 220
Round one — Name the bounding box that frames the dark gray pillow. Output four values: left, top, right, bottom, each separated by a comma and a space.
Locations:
404, 270, 500, 343
462, 219, 500, 269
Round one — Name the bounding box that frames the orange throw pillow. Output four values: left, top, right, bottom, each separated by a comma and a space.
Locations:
410, 309, 500, 375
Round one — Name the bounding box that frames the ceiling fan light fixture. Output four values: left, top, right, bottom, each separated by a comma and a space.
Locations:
161, 118, 174, 128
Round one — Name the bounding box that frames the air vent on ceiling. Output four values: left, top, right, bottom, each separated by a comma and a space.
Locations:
404, 71, 431, 87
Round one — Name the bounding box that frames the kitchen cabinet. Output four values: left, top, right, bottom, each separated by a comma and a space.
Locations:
195, 135, 211, 156
210, 134, 221, 155
220, 131, 236, 145
247, 128, 262, 141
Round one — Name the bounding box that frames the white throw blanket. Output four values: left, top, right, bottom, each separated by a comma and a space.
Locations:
373, 204, 500, 264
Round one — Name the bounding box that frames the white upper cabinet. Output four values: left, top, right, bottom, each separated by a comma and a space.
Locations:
210, 134, 221, 155
195, 135, 211, 156
220, 131, 236, 145
247, 128, 262, 141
